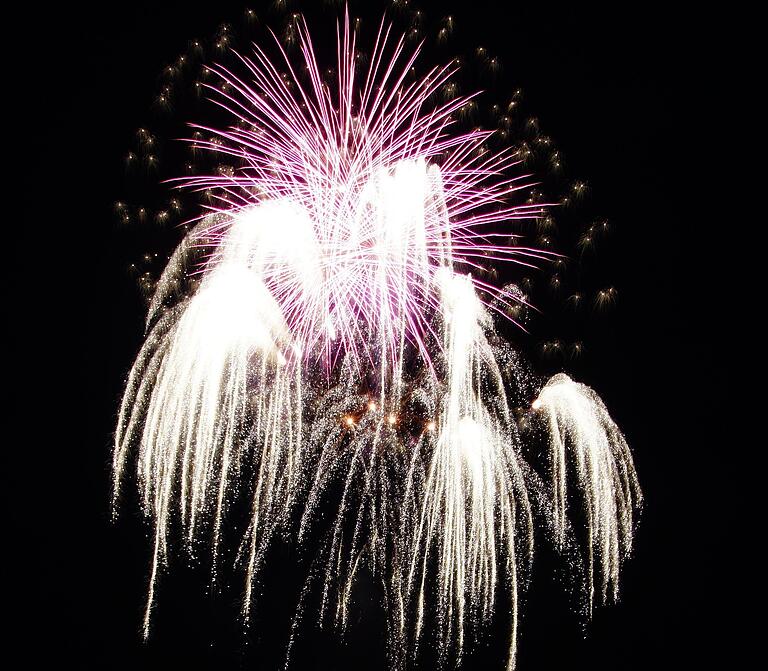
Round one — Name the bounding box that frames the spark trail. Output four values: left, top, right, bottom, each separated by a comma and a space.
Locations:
401, 269, 534, 670
532, 374, 642, 613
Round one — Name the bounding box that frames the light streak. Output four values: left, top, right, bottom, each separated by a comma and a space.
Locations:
178, 13, 549, 371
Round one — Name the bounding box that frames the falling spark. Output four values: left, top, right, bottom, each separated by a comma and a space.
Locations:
115, 206, 306, 634
402, 269, 534, 669
532, 374, 642, 613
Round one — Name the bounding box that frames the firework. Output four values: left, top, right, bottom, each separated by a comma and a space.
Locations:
532, 373, 642, 613
400, 269, 534, 668
113, 11, 641, 670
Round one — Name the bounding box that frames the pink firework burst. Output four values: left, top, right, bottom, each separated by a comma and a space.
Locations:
177, 12, 550, 370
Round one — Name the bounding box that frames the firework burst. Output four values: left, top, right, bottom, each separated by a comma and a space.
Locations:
113, 10, 641, 670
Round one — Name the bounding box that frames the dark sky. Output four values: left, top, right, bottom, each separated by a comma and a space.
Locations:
14, 2, 736, 670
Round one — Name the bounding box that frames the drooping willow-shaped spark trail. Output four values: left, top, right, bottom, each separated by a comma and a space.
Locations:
113, 12, 642, 671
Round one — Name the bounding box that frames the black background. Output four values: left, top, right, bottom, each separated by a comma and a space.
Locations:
14, 2, 737, 669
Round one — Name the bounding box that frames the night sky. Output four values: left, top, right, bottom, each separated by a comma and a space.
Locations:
15, 2, 737, 669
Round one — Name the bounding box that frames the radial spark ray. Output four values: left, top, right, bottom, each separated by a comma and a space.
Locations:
178, 14, 548, 371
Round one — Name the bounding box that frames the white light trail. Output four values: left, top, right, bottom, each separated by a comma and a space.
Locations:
532, 374, 642, 613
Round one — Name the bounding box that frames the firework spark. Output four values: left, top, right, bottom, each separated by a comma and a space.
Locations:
178, 14, 548, 369
400, 269, 534, 669
532, 373, 642, 613
113, 11, 641, 670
